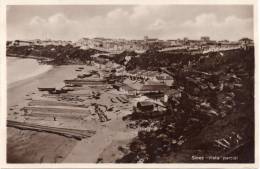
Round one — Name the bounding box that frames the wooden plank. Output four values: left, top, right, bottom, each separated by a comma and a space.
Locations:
7, 120, 96, 140
28, 100, 84, 107
22, 106, 91, 118
23, 106, 89, 112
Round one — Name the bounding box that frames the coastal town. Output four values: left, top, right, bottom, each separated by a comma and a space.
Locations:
7, 36, 254, 54
6, 35, 254, 163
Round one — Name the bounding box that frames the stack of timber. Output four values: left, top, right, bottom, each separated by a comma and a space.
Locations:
7, 120, 96, 140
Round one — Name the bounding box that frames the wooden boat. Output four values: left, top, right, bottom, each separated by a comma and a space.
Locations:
38, 87, 56, 92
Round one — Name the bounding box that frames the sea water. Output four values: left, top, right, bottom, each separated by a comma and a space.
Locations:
7, 57, 52, 85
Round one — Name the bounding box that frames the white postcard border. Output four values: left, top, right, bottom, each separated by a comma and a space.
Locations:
0, 0, 258, 168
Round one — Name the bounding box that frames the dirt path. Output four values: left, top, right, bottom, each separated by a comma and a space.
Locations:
63, 127, 114, 162
63, 118, 137, 163
7, 127, 77, 163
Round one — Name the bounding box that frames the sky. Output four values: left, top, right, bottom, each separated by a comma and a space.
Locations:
7, 5, 254, 41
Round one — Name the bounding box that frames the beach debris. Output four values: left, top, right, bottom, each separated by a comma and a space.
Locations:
90, 103, 110, 122
96, 158, 103, 163
111, 98, 117, 103
107, 107, 114, 111
116, 96, 129, 103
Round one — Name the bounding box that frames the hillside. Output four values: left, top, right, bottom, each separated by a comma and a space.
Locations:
116, 47, 254, 163
7, 45, 102, 65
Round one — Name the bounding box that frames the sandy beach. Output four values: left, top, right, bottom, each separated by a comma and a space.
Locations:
7, 59, 137, 163
7, 64, 84, 163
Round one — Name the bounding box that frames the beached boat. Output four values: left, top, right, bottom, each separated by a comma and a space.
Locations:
38, 87, 56, 92
84, 73, 92, 77
64, 79, 106, 86
49, 88, 71, 94
77, 73, 92, 79
65, 83, 82, 87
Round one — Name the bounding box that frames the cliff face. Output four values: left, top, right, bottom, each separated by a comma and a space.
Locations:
178, 48, 255, 163
7, 45, 102, 65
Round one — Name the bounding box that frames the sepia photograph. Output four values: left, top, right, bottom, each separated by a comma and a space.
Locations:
5, 2, 255, 164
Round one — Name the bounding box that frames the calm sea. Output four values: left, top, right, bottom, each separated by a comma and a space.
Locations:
7, 57, 52, 85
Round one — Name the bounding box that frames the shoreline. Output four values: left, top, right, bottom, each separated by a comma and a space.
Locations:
7, 54, 47, 60
7, 56, 53, 87
7, 64, 136, 163
7, 65, 91, 163
8, 66, 53, 88
7, 65, 85, 109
